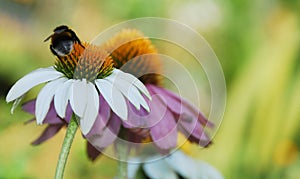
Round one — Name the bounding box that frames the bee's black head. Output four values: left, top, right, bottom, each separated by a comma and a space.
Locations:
44, 25, 83, 57
53, 25, 69, 33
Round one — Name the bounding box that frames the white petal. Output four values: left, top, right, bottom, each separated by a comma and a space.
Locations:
6, 67, 63, 102
164, 151, 224, 179
127, 86, 150, 112
164, 151, 195, 178
127, 158, 142, 179
10, 95, 24, 114
106, 70, 150, 111
192, 161, 224, 179
111, 69, 151, 100
105, 75, 149, 111
128, 86, 150, 112
125, 84, 149, 112
54, 79, 72, 118
79, 82, 99, 135
69, 79, 88, 117
143, 157, 178, 179
35, 78, 65, 124
95, 79, 128, 120
104, 75, 139, 109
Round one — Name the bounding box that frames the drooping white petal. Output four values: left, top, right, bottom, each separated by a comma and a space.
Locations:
54, 78, 72, 118
128, 85, 150, 112
69, 79, 88, 118
127, 158, 142, 179
105, 74, 149, 111
36, 78, 66, 124
6, 67, 63, 102
143, 156, 178, 179
164, 151, 224, 179
95, 79, 128, 120
111, 69, 151, 100
104, 75, 140, 110
10, 95, 24, 114
79, 82, 99, 135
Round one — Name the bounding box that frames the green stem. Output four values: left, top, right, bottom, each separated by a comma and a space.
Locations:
54, 114, 78, 179
116, 141, 129, 179
118, 159, 128, 179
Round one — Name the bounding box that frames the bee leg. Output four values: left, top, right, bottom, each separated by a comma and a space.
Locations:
79, 42, 85, 49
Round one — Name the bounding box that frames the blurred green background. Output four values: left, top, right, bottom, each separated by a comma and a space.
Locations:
0, 0, 300, 178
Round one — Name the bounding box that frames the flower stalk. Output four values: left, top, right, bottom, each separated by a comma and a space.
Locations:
54, 114, 78, 179
116, 141, 129, 179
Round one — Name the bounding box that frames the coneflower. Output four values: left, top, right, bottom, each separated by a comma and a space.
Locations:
21, 28, 213, 160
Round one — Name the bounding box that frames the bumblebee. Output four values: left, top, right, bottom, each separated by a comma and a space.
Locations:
44, 25, 84, 57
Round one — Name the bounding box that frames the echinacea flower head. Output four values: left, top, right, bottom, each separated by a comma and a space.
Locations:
6, 27, 151, 135
18, 27, 213, 158
86, 29, 213, 154
101, 29, 162, 85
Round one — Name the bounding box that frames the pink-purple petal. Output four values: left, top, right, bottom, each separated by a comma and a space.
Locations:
98, 95, 111, 129
86, 142, 102, 161
147, 84, 213, 147
23, 100, 64, 124
86, 95, 111, 136
31, 124, 64, 145
147, 84, 212, 128
122, 100, 150, 128
136, 94, 168, 128
147, 85, 182, 113
178, 115, 209, 143
22, 100, 36, 115
150, 108, 178, 150
86, 113, 121, 149
123, 92, 169, 129
64, 104, 73, 123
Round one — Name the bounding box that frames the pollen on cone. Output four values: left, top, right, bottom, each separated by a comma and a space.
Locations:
75, 44, 114, 80
54, 42, 114, 81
